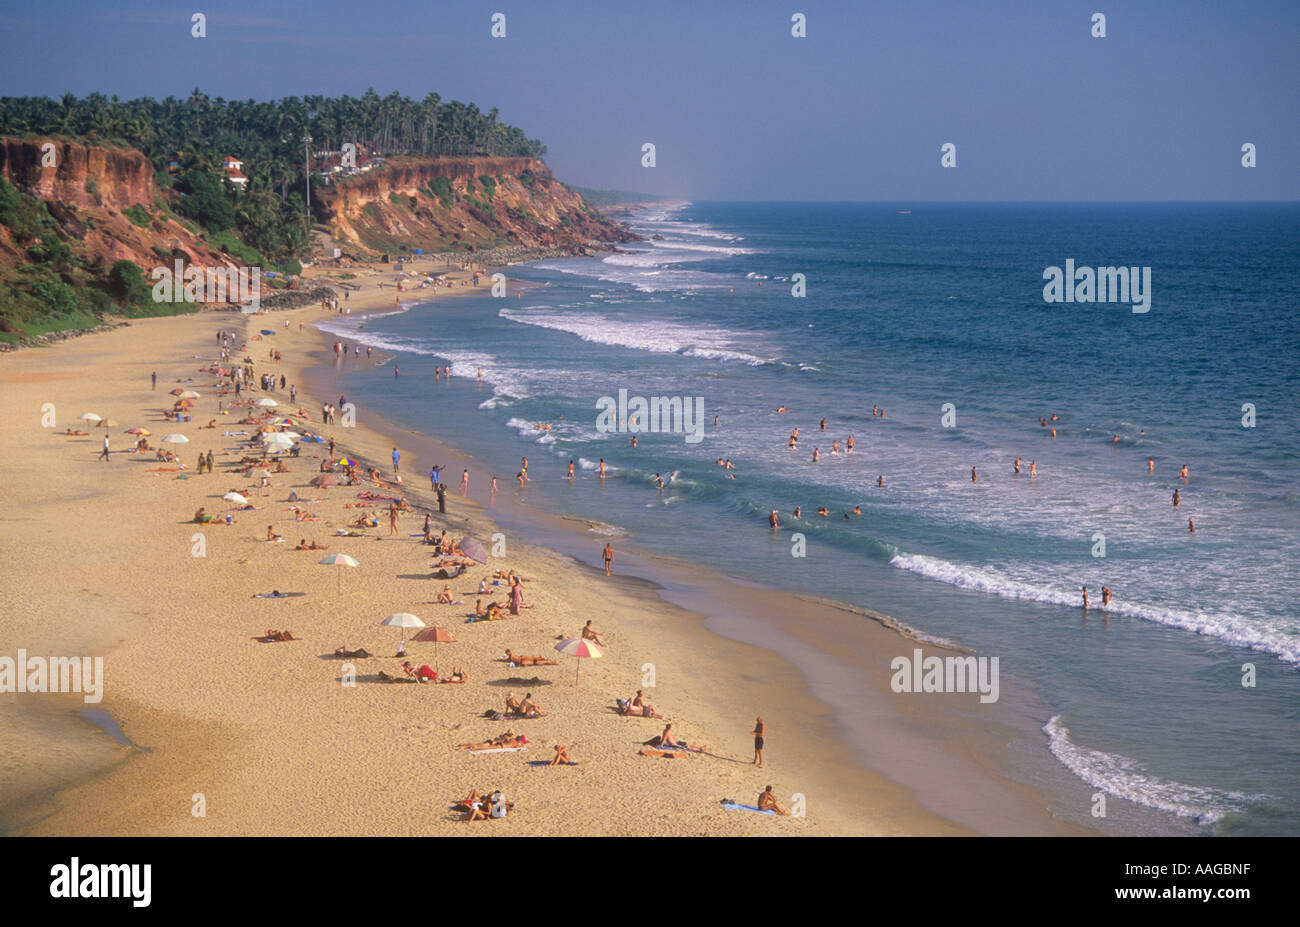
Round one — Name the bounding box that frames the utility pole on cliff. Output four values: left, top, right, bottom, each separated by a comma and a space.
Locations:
303, 134, 312, 226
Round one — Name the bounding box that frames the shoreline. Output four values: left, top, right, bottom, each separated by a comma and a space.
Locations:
0, 279, 1093, 836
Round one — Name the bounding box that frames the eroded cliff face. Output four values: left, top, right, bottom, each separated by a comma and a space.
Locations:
0, 137, 237, 274
315, 155, 637, 254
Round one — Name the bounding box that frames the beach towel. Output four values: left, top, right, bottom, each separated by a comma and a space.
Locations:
721, 802, 775, 815
253, 592, 305, 598
468, 746, 528, 755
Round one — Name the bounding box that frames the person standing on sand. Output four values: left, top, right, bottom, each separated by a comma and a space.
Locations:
751, 716, 766, 767
430, 465, 441, 489
99, 435, 110, 461
603, 543, 614, 577
436, 482, 447, 514
391, 448, 400, 473
459, 469, 469, 494
151, 371, 156, 390
389, 503, 399, 536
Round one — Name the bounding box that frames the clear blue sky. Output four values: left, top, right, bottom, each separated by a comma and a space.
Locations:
2, 0, 1295, 199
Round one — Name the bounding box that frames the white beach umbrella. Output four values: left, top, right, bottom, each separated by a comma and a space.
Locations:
161, 433, 189, 444
381, 612, 425, 655
79, 412, 102, 422
255, 398, 278, 408
263, 433, 295, 451
177, 390, 201, 400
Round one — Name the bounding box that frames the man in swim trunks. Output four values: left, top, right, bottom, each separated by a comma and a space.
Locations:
769, 510, 779, 529
758, 786, 790, 816
603, 543, 614, 576
751, 716, 766, 767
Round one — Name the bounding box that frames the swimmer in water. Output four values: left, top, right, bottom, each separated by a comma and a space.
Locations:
831, 440, 840, 455
971, 466, 978, 483
852, 505, 862, 515
820, 418, 827, 432
1101, 586, 1112, 606
1050, 414, 1058, 422
1188, 517, 1195, 532
769, 510, 779, 528
1081, 586, 1089, 610
1172, 489, 1180, 506
1014, 457, 1022, 475
1112, 434, 1120, 444
1179, 465, 1189, 481
846, 436, 855, 454
1148, 458, 1155, 474
567, 460, 575, 480
599, 459, 607, 479
877, 475, 884, 487
1030, 461, 1037, 477
654, 473, 664, 490
793, 506, 801, 518
714, 415, 720, 428
1050, 427, 1057, 439
629, 436, 638, 447
880, 409, 886, 419
873, 406, 879, 417
816, 507, 829, 517
812, 448, 820, 463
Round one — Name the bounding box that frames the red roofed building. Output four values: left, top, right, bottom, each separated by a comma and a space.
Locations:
222, 156, 249, 189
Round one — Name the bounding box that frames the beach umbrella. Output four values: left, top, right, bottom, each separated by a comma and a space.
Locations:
413, 625, 454, 672
554, 637, 604, 684
222, 492, 247, 505
79, 413, 102, 422
100, 419, 119, 428
334, 457, 358, 468
255, 398, 278, 407
263, 433, 294, 451
277, 431, 303, 440
310, 474, 338, 488
381, 612, 425, 654
125, 428, 150, 436
319, 552, 359, 592
161, 433, 189, 444
177, 390, 201, 399
459, 536, 489, 564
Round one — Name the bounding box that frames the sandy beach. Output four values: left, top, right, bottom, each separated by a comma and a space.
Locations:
0, 268, 1094, 837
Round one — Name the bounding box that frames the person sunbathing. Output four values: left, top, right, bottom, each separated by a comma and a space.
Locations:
62, 428, 89, 436
334, 646, 372, 658
457, 732, 527, 751
266, 526, 282, 542
549, 744, 572, 766
397, 498, 412, 512
200, 419, 217, 429
295, 539, 329, 550
500, 650, 556, 666
260, 629, 296, 642
505, 693, 524, 714
437, 584, 455, 604
582, 620, 606, 646
351, 514, 378, 529
658, 724, 705, 752
518, 694, 547, 717
273, 461, 290, 473
619, 693, 664, 718
194, 508, 214, 524
441, 667, 468, 683
758, 786, 790, 816
485, 602, 507, 621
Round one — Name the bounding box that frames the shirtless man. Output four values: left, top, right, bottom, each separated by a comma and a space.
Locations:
812, 448, 820, 463
1101, 586, 1113, 606
769, 509, 780, 529
1029, 461, 1037, 478
267, 525, 281, 542
567, 460, 576, 480
751, 716, 766, 767
1148, 458, 1155, 475
1081, 586, 1090, 610
582, 620, 606, 646
1179, 465, 1189, 482
819, 418, 827, 432
846, 435, 855, 454
603, 543, 614, 577
793, 506, 802, 518
758, 785, 790, 816
1014, 458, 1022, 475
659, 724, 706, 752
1188, 517, 1196, 532
1172, 489, 1181, 507
971, 466, 978, 483
437, 584, 454, 604
519, 693, 546, 717
549, 744, 572, 766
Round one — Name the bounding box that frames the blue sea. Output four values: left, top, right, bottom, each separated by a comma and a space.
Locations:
319, 201, 1300, 835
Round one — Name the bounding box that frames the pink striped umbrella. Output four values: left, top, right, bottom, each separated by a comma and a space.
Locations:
554, 637, 604, 684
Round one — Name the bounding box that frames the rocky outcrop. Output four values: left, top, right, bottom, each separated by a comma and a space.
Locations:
315, 156, 637, 255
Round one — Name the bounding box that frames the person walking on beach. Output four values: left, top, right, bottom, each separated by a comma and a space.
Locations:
751, 716, 766, 767
603, 543, 614, 577
206, 450, 214, 474
389, 502, 399, 537
391, 448, 400, 473
459, 469, 469, 494
99, 435, 110, 461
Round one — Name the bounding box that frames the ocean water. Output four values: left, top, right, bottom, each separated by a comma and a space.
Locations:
319, 201, 1300, 835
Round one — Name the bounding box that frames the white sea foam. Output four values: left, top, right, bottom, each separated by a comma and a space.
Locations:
1043, 715, 1258, 825
890, 552, 1300, 664
499, 309, 773, 366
